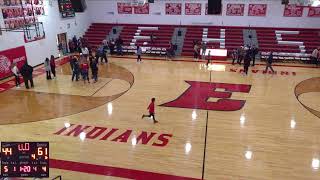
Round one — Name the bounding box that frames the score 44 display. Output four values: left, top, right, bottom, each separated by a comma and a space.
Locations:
1, 142, 49, 178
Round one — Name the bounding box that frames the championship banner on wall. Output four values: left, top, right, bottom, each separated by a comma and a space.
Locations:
1, 0, 45, 30
308, 7, 320, 17
283, 5, 303, 17
226, 4, 245, 16
0, 46, 27, 79
205, 3, 222, 15
185, 3, 201, 15
117, 3, 132, 14
165, 3, 182, 15
248, 4, 267, 16
134, 3, 149, 14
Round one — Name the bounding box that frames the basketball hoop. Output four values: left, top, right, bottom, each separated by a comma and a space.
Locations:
23, 22, 46, 43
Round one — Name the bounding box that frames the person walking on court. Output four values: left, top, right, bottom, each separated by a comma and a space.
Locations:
20, 62, 34, 89
11, 62, 20, 88
90, 57, 98, 83
251, 46, 259, 66
50, 55, 56, 78
265, 52, 275, 73
311, 48, 319, 65
237, 46, 244, 65
142, 98, 158, 123
193, 43, 200, 60
206, 50, 211, 66
71, 56, 80, 81
201, 42, 207, 59
97, 45, 107, 64
243, 50, 251, 75
231, 49, 238, 65
137, 46, 142, 63
44, 58, 51, 80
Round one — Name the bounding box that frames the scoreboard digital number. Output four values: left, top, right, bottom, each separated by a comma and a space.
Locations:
1, 142, 49, 178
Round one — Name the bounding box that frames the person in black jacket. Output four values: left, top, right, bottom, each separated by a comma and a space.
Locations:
71, 56, 80, 81
251, 46, 259, 66
265, 52, 275, 73
243, 50, 251, 75
20, 62, 34, 89
90, 57, 98, 83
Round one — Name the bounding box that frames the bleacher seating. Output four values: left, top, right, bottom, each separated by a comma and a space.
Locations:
83, 23, 113, 49
256, 27, 320, 61
83, 23, 320, 62
119, 24, 174, 55
181, 26, 243, 57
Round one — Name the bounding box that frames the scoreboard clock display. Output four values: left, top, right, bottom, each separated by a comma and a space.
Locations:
1, 142, 49, 178
58, 0, 75, 18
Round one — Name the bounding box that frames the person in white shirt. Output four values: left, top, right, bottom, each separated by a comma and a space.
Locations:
311, 48, 319, 65
11, 62, 20, 87
81, 46, 89, 58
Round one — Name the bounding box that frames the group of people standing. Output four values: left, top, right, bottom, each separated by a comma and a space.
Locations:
70, 51, 102, 84
192, 40, 210, 60
231, 45, 275, 75
101, 37, 124, 56
68, 36, 89, 54
44, 55, 56, 80
232, 45, 259, 66
11, 62, 34, 89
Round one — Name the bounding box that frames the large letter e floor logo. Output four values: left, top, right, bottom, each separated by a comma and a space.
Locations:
160, 81, 251, 111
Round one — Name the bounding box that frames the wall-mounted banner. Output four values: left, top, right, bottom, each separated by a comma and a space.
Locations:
134, 3, 149, 14
283, 5, 303, 17
248, 4, 267, 16
117, 3, 132, 14
226, 4, 245, 16
165, 3, 182, 15
0, 46, 27, 80
185, 3, 201, 15
308, 7, 320, 17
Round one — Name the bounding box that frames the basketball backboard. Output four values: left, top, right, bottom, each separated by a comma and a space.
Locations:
23, 22, 45, 43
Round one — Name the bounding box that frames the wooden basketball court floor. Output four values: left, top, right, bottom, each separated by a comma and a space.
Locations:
0, 56, 320, 180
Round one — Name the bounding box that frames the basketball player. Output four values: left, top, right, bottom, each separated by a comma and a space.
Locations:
142, 98, 158, 123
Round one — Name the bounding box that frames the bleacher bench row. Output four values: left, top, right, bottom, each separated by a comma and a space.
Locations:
260, 52, 311, 62
122, 46, 167, 56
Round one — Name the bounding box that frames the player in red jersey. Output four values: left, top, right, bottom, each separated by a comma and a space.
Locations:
142, 98, 158, 123
80, 60, 90, 84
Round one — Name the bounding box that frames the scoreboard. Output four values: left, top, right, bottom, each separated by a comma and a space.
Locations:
1, 142, 49, 178
58, 0, 76, 18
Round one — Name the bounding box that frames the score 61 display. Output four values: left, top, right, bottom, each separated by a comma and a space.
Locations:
1, 142, 49, 177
